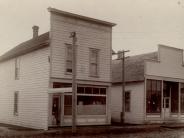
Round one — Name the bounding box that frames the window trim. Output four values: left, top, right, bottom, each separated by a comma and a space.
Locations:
14, 91, 19, 116
89, 48, 100, 77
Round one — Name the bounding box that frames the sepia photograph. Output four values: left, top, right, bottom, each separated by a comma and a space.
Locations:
0, 0, 183, 137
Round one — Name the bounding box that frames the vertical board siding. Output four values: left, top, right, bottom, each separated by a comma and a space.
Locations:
0, 47, 49, 130
50, 13, 112, 83
111, 82, 145, 124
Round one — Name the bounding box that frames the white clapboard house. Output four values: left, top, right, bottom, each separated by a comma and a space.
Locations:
0, 8, 115, 130
111, 45, 184, 124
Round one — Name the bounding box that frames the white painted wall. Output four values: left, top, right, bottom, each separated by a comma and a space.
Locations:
111, 82, 145, 124
0, 47, 50, 130
145, 45, 184, 79
50, 12, 112, 83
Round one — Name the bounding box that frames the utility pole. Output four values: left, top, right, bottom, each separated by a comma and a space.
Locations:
70, 32, 77, 134
117, 50, 130, 123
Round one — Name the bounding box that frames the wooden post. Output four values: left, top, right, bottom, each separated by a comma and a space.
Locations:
70, 32, 77, 134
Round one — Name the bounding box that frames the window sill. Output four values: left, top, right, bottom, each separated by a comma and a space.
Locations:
89, 75, 99, 78
65, 72, 72, 75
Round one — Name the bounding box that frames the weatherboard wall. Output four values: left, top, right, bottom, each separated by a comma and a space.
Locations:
111, 82, 145, 124
0, 47, 49, 130
49, 12, 112, 83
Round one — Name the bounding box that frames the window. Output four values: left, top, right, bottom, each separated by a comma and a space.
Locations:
89, 49, 99, 76
63, 87, 107, 116
15, 58, 20, 80
77, 87, 106, 115
66, 44, 72, 73
14, 91, 19, 115
146, 79, 161, 113
125, 91, 130, 112
181, 83, 184, 113
64, 95, 72, 115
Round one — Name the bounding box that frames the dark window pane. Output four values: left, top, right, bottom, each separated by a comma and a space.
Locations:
85, 87, 92, 94
100, 88, 106, 95
93, 88, 99, 94
77, 87, 85, 94
64, 95, 72, 115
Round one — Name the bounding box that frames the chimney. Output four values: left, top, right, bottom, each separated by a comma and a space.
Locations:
32, 25, 39, 38
117, 50, 123, 59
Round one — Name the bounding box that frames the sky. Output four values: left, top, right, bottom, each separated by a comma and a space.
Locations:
0, 0, 183, 56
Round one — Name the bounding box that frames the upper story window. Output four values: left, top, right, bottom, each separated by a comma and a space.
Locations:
89, 48, 99, 77
15, 58, 20, 80
125, 91, 131, 112
65, 44, 72, 74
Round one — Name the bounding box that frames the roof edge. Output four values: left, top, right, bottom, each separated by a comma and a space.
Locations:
48, 7, 116, 27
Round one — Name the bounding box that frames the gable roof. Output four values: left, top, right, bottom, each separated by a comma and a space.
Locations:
112, 52, 158, 84
0, 32, 49, 62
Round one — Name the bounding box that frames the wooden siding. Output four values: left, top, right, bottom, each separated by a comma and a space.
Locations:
145, 45, 184, 79
50, 13, 112, 83
111, 82, 145, 124
0, 47, 50, 130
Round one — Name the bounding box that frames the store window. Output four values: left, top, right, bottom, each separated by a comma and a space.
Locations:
146, 79, 161, 113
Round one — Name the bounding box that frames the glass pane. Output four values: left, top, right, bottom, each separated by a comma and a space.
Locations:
85, 87, 92, 94
64, 95, 72, 115
77, 96, 106, 115
77, 87, 85, 94
90, 63, 97, 76
67, 46, 72, 60
66, 61, 72, 73
100, 88, 106, 95
93, 88, 99, 94
90, 50, 98, 63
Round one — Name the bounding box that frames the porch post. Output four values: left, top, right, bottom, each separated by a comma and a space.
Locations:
178, 82, 181, 120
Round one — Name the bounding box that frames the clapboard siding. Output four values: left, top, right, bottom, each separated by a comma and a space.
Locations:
0, 47, 49, 130
111, 82, 145, 124
50, 13, 112, 82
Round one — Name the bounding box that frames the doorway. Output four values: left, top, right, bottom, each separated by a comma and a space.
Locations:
52, 95, 61, 126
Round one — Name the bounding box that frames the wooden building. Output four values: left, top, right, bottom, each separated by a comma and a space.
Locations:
111, 45, 184, 124
0, 8, 115, 130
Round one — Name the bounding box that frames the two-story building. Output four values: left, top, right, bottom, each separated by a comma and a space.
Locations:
111, 45, 184, 124
0, 8, 115, 130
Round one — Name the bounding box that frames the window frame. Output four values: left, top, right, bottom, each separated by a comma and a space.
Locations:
65, 44, 73, 74
146, 79, 162, 114
89, 48, 100, 77
125, 91, 131, 112
15, 58, 20, 80
14, 91, 19, 116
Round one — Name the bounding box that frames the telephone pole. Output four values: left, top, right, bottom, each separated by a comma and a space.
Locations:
116, 50, 130, 123
70, 32, 77, 133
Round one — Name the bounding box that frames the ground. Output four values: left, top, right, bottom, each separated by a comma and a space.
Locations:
1, 124, 184, 138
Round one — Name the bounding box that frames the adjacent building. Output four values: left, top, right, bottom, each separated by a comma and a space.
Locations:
0, 8, 115, 130
111, 45, 184, 124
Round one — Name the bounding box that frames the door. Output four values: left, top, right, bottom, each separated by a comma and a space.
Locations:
52, 95, 61, 126
163, 97, 170, 119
